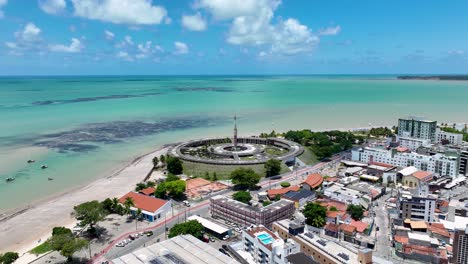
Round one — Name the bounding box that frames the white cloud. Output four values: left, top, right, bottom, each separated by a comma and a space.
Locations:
39, 0, 66, 15
174, 41, 188, 55
196, 0, 279, 20
49, 38, 83, 53
318, 25, 341, 36
0, 0, 7, 18
104, 30, 114, 40
182, 12, 207, 31
198, 0, 321, 56
71, 0, 168, 25
124, 35, 133, 45
116, 50, 133, 61
16, 23, 42, 42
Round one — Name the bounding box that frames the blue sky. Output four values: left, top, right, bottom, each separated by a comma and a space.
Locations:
0, 0, 467, 75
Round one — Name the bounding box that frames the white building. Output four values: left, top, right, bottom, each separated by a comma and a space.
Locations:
397, 136, 431, 151
323, 182, 369, 208
242, 225, 299, 264
398, 117, 437, 142
435, 128, 463, 145
352, 147, 459, 178
398, 191, 436, 222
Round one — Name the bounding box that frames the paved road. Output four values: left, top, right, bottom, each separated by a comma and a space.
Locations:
91, 155, 343, 263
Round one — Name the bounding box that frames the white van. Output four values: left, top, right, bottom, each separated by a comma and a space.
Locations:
183, 200, 191, 207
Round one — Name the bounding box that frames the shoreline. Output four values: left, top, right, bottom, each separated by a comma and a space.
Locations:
0, 144, 172, 254
0, 124, 397, 254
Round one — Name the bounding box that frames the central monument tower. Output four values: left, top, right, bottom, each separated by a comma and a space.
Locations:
233, 114, 238, 150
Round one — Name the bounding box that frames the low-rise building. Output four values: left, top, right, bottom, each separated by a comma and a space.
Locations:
402, 170, 433, 188
352, 146, 459, 178
272, 219, 373, 264
112, 234, 239, 264
210, 195, 295, 227
323, 183, 369, 208
187, 215, 231, 239
267, 186, 300, 200
282, 189, 315, 208
242, 225, 300, 264
302, 173, 323, 190
118, 191, 171, 222
398, 192, 436, 222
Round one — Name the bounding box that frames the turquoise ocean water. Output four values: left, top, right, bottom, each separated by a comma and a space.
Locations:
1, 75, 468, 211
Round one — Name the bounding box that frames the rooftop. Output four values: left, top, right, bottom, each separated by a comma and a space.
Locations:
211, 195, 294, 213
286, 252, 318, 264
112, 234, 238, 264
411, 171, 433, 180
303, 173, 323, 189
297, 232, 359, 264
119, 192, 168, 213
186, 178, 212, 190
139, 187, 155, 196
399, 166, 419, 176
187, 215, 229, 235
283, 189, 315, 201
267, 185, 300, 198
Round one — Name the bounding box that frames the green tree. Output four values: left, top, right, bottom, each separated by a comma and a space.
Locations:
124, 197, 135, 217
230, 168, 261, 189
212, 172, 218, 182
166, 156, 183, 175
233, 191, 252, 204
262, 201, 272, 207
52, 227, 72, 236
329, 206, 338, 212
135, 182, 147, 192
204, 172, 210, 180
168, 220, 204, 238
280, 182, 291, 188
303, 202, 327, 228
166, 173, 180, 182
275, 194, 281, 201
48, 231, 88, 262
264, 159, 282, 177
73, 201, 106, 227
160, 154, 166, 165
152, 156, 159, 168
101, 198, 114, 213
165, 180, 186, 198
346, 204, 365, 220
146, 181, 156, 188
0, 252, 19, 264
154, 182, 167, 198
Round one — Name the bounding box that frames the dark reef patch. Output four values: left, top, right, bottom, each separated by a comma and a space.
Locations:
172, 87, 234, 93
31, 92, 162, 106
33, 117, 225, 153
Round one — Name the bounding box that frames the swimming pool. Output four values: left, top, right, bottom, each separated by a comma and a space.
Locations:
257, 233, 274, 244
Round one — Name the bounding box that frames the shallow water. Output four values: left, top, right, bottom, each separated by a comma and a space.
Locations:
1, 75, 468, 211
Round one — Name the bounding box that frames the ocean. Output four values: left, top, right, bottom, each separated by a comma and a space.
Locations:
1, 75, 468, 211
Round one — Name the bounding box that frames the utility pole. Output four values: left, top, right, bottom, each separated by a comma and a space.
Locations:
164, 214, 167, 239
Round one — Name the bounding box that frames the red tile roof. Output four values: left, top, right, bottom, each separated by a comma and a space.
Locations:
267, 185, 300, 199
339, 224, 357, 234
303, 173, 323, 189
396, 146, 409, 152
119, 192, 168, 213
324, 177, 339, 182
427, 223, 450, 238
139, 187, 155, 196
370, 162, 395, 168
412, 171, 433, 181
326, 211, 341, 218
325, 223, 339, 232
186, 178, 211, 190
438, 200, 449, 207
394, 235, 409, 244
350, 220, 368, 233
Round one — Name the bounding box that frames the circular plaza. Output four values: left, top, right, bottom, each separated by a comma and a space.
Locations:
168, 136, 304, 165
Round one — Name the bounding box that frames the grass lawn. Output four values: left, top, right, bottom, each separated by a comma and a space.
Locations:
30, 241, 52, 255
182, 161, 290, 179
298, 147, 319, 165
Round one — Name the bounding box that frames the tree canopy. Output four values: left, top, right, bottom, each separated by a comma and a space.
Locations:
284, 130, 363, 160
166, 156, 183, 175
154, 180, 186, 199
264, 159, 282, 177
233, 191, 252, 204
48, 227, 88, 261
346, 204, 365, 220
168, 220, 204, 238
73, 200, 106, 227
303, 202, 327, 228
230, 168, 261, 189
0, 252, 19, 264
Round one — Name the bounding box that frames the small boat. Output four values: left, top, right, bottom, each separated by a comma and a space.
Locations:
6, 177, 15, 182
48, 177, 53, 181
27, 159, 36, 163
41, 165, 48, 169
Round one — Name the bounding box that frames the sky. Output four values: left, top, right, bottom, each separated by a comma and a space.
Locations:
1, 0, 468, 75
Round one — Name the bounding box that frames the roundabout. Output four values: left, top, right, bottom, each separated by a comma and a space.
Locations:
168, 116, 304, 165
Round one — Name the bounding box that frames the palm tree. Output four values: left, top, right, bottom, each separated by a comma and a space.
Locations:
135, 208, 142, 230
152, 156, 159, 169
124, 197, 135, 218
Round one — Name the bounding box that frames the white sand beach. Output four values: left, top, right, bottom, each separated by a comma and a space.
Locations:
0, 147, 168, 255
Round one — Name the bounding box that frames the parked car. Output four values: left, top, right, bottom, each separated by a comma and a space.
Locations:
210, 236, 215, 242
223, 235, 230, 240
202, 236, 209, 243
183, 200, 191, 207
146, 231, 154, 237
